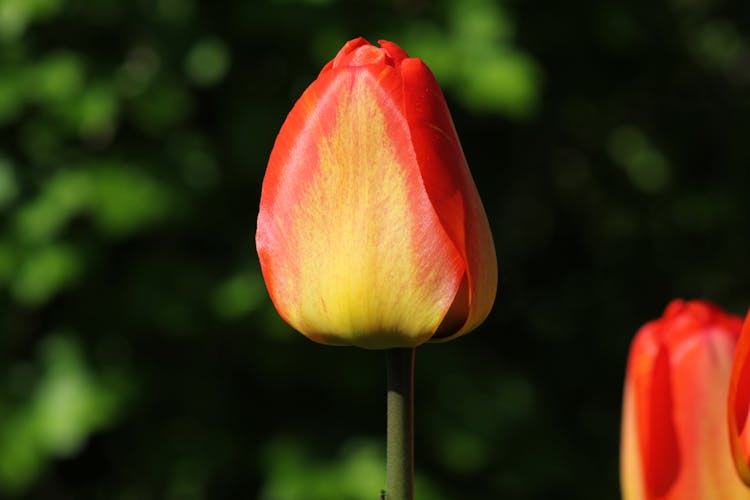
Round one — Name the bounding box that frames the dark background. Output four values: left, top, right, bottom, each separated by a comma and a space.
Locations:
1, 0, 749, 498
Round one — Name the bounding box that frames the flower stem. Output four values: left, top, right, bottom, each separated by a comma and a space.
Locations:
385, 347, 415, 500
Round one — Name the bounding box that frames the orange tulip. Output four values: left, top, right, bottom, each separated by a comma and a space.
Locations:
620, 299, 746, 499
255, 37, 497, 349
728, 309, 750, 485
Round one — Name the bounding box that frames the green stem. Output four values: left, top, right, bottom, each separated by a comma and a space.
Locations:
385, 348, 415, 500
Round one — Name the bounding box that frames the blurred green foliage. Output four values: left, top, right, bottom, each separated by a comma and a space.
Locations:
0, 335, 126, 494
0, 0, 749, 498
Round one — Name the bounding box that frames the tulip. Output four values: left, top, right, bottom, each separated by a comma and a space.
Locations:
728, 309, 750, 485
255, 37, 497, 349
620, 299, 746, 500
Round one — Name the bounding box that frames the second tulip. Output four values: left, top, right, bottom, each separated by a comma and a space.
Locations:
621, 299, 747, 499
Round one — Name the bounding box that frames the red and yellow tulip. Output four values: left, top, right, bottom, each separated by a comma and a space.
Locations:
728, 309, 750, 485
256, 38, 497, 349
621, 299, 746, 499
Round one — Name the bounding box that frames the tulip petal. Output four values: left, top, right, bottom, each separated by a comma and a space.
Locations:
377, 39, 409, 66
319, 37, 370, 75
673, 324, 743, 498
728, 310, 750, 484
256, 63, 464, 349
399, 57, 498, 341
629, 335, 680, 497
621, 377, 646, 500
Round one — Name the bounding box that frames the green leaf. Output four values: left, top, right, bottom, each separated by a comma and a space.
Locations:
11, 243, 82, 305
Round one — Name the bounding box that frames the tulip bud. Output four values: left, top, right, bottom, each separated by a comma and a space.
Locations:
728, 309, 750, 486
620, 299, 746, 499
256, 37, 497, 349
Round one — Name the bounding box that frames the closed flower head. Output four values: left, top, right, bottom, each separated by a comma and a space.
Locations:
620, 299, 746, 499
255, 38, 497, 349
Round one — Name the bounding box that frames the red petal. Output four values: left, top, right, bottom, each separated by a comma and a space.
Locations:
320, 37, 371, 75
640, 344, 681, 497
400, 57, 497, 339
377, 39, 409, 66
729, 309, 750, 484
